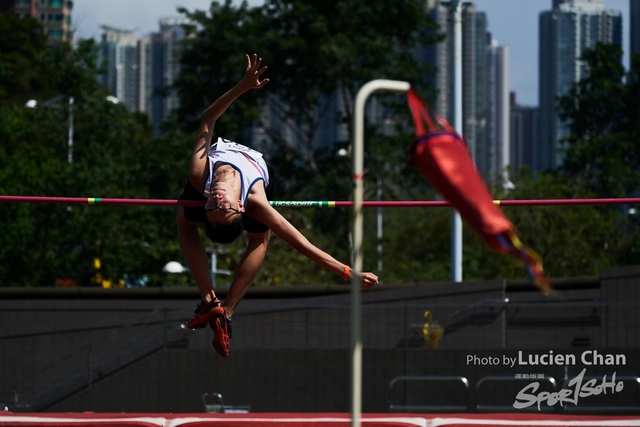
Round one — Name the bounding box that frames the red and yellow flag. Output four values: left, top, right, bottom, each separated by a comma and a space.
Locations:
406, 89, 551, 293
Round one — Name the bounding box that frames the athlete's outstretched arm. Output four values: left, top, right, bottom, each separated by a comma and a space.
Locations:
200, 54, 268, 133
189, 54, 269, 187
247, 191, 379, 290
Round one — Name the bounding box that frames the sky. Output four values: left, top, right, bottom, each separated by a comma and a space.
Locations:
72, 0, 631, 107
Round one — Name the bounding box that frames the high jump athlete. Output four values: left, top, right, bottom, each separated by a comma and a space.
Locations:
177, 54, 378, 357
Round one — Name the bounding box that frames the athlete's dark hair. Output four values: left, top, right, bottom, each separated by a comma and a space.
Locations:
204, 215, 244, 244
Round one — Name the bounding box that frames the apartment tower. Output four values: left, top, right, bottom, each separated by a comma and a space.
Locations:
1, 0, 73, 44
538, 0, 622, 171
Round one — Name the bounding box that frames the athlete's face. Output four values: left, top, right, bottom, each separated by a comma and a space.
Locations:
205, 193, 243, 224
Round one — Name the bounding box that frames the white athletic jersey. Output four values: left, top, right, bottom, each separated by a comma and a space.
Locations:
203, 138, 269, 206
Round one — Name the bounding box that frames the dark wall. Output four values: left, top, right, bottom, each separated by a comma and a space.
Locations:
43, 348, 640, 414
1, 266, 639, 414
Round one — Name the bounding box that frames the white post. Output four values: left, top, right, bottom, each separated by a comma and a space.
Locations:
450, 0, 463, 282
376, 177, 383, 273
352, 79, 410, 427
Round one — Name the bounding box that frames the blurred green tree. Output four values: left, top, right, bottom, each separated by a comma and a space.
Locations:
0, 14, 48, 102
0, 16, 192, 287
553, 42, 640, 267
557, 43, 640, 198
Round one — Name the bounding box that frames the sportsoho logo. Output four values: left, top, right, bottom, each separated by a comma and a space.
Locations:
511, 351, 627, 411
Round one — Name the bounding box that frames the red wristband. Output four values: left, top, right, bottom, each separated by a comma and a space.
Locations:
342, 265, 351, 280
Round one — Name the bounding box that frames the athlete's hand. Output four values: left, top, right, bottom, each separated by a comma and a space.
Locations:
360, 272, 379, 290
241, 53, 269, 90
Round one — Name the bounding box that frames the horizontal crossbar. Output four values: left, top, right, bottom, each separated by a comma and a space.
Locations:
0, 195, 639, 208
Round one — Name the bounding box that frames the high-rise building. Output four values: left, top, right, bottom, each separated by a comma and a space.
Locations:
99, 26, 139, 111
461, 4, 486, 169
423, 0, 451, 125
485, 37, 510, 178
538, 0, 622, 172
137, 35, 153, 115
510, 92, 539, 172
424, 1, 486, 163
423, 1, 509, 177
1, 0, 73, 44
632, 0, 640, 57
149, 17, 191, 135
96, 18, 191, 134
472, 11, 489, 173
